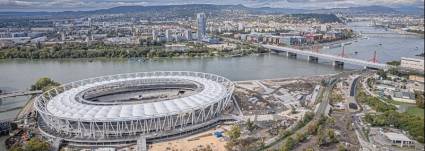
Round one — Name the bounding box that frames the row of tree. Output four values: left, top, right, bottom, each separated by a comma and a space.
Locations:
356, 89, 397, 112
280, 114, 340, 151
364, 110, 424, 143
0, 45, 264, 59
359, 80, 424, 143
0, 47, 209, 59
9, 138, 49, 151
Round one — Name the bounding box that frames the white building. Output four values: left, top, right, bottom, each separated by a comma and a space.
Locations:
384, 132, 415, 147
238, 23, 245, 31
152, 30, 157, 41
184, 30, 192, 41
401, 57, 424, 71
165, 44, 188, 52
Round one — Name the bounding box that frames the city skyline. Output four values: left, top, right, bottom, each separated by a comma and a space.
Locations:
0, 0, 424, 11
0, 0, 423, 150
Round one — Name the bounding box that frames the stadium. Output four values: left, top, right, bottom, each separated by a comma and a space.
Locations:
34, 71, 235, 146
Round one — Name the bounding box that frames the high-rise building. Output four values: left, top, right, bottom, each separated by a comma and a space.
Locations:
152, 30, 157, 41
184, 30, 192, 41
238, 23, 245, 31
165, 30, 172, 41
87, 18, 92, 27
60, 32, 65, 41
196, 13, 207, 40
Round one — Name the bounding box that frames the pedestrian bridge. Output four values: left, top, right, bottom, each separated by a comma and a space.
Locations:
0, 90, 43, 99
262, 44, 391, 70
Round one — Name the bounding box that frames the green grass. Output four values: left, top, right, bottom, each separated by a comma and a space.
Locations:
386, 100, 423, 118
387, 100, 410, 105
406, 107, 424, 118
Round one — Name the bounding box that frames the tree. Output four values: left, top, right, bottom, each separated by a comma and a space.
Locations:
318, 128, 338, 146
307, 121, 318, 135
25, 138, 50, 151
377, 69, 387, 80
386, 61, 400, 66
226, 125, 241, 140
246, 118, 255, 132
30, 77, 60, 92
415, 91, 424, 108
303, 112, 315, 123
305, 147, 314, 151
295, 132, 306, 142
280, 137, 295, 151
338, 143, 347, 151
9, 138, 49, 151
328, 129, 338, 143
326, 117, 336, 125
364, 110, 424, 143
9, 145, 24, 151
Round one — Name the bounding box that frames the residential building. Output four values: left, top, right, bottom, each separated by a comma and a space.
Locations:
401, 57, 424, 71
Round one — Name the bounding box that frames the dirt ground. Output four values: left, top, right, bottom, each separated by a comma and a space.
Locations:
149, 126, 230, 151
291, 111, 360, 151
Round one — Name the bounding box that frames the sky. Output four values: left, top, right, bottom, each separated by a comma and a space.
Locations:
0, 0, 424, 11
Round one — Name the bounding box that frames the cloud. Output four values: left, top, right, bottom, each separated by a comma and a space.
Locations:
246, 0, 424, 8
0, 0, 423, 11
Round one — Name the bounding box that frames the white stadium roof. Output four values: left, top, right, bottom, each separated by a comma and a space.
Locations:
46, 75, 227, 121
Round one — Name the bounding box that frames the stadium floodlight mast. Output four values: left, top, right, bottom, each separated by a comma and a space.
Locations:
34, 71, 234, 145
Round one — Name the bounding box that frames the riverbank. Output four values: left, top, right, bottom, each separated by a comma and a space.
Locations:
0, 51, 267, 62
0, 48, 262, 60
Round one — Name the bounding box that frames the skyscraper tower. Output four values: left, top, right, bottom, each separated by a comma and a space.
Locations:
165, 29, 172, 41
152, 30, 157, 41
196, 13, 207, 40
184, 29, 192, 40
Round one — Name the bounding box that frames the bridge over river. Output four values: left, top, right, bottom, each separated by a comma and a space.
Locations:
0, 90, 42, 99
262, 44, 391, 70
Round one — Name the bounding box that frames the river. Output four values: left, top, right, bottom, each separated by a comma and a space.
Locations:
0, 21, 423, 120
322, 21, 424, 62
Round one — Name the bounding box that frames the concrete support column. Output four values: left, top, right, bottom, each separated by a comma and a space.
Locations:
333, 61, 344, 68
137, 136, 147, 151
276, 51, 286, 56
308, 56, 319, 62
364, 66, 379, 70
287, 52, 297, 58
50, 139, 62, 151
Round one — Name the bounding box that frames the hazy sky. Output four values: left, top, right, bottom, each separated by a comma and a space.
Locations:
0, 0, 424, 11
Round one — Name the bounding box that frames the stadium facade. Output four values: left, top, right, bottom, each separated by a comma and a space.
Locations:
34, 71, 234, 145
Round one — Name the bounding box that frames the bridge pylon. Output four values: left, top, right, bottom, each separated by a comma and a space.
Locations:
312, 44, 320, 53
338, 44, 347, 58
369, 51, 378, 63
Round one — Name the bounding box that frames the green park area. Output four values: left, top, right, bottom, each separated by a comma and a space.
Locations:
406, 106, 424, 118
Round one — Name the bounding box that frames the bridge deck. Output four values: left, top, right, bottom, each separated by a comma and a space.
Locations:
0, 90, 42, 99
262, 44, 391, 69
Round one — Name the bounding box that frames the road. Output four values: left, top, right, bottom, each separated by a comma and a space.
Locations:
0, 90, 42, 99
350, 73, 376, 151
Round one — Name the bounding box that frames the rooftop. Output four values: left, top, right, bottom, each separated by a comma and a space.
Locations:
384, 132, 412, 142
